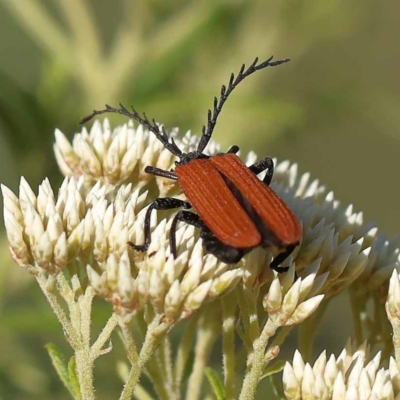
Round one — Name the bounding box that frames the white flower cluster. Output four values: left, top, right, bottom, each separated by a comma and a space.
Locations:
263, 265, 325, 326
283, 342, 400, 399
2, 176, 147, 274
245, 152, 399, 296
54, 119, 219, 196
88, 232, 243, 323
2, 119, 399, 325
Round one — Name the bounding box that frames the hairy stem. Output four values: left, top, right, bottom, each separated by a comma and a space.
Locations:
239, 318, 279, 400
173, 313, 200, 398
222, 293, 237, 400
119, 314, 171, 400
36, 273, 76, 344
185, 307, 220, 400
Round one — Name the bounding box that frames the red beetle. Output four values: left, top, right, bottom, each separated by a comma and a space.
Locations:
80, 56, 302, 272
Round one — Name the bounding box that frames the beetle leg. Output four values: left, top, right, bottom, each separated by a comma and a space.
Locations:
169, 210, 204, 257
269, 244, 297, 273
248, 156, 274, 186
169, 210, 246, 263
201, 229, 246, 263
227, 145, 240, 154
129, 198, 191, 252
144, 166, 177, 180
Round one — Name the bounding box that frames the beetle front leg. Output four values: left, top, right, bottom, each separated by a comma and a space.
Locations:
129, 198, 191, 252
144, 166, 178, 180
169, 210, 204, 257
249, 156, 274, 185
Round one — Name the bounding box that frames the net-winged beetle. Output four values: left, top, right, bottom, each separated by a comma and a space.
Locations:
80, 56, 302, 273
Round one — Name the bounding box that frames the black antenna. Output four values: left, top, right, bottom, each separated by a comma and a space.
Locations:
196, 56, 290, 153
79, 103, 182, 157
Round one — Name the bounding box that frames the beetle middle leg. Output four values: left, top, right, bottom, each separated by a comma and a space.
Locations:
170, 210, 245, 263
129, 198, 191, 252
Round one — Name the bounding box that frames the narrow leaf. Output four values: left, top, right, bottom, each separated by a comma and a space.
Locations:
205, 367, 225, 400
261, 360, 286, 380
68, 356, 82, 399
45, 343, 80, 399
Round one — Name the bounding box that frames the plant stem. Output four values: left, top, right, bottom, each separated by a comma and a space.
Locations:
133, 383, 155, 400
185, 307, 220, 400
91, 313, 118, 359
71, 278, 96, 400
238, 318, 279, 400
36, 273, 76, 345
161, 337, 174, 394
222, 293, 237, 400
119, 314, 171, 400
236, 286, 259, 342
134, 313, 171, 399
173, 313, 200, 398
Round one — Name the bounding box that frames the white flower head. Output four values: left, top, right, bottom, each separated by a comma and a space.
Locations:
3, 119, 399, 328
241, 152, 398, 300
88, 219, 243, 324
54, 119, 219, 197
262, 264, 325, 325
2, 176, 147, 275
283, 341, 400, 400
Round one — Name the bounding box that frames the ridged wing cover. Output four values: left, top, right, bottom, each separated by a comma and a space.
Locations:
210, 153, 302, 245
175, 159, 261, 248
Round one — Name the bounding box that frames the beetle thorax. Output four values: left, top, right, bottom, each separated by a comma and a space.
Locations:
177, 151, 209, 165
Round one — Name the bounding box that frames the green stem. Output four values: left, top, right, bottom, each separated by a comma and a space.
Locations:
36, 273, 76, 345
145, 355, 171, 400
91, 313, 118, 359
119, 315, 171, 400
161, 338, 174, 394
72, 278, 96, 400
185, 308, 220, 400
120, 323, 140, 366
134, 312, 170, 399
133, 383, 155, 400
238, 318, 279, 400
236, 286, 260, 343
173, 313, 200, 397
222, 293, 237, 400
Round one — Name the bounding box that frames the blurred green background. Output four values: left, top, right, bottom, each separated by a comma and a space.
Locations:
0, 0, 399, 398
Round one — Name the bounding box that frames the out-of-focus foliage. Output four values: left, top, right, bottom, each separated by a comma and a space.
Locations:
0, 1, 399, 398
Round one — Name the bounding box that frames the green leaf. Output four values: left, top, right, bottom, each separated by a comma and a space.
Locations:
182, 349, 195, 381
260, 360, 286, 380
205, 367, 225, 400
45, 343, 80, 399
68, 356, 82, 399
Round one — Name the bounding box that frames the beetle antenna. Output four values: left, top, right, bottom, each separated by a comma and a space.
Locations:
79, 103, 183, 157
197, 56, 290, 153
